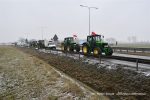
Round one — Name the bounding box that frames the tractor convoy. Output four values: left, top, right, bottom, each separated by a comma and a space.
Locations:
61, 33, 113, 56
27, 32, 113, 56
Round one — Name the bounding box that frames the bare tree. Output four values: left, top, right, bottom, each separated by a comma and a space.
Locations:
132, 36, 137, 43
106, 38, 116, 44
127, 37, 131, 43
127, 36, 137, 43
18, 38, 26, 44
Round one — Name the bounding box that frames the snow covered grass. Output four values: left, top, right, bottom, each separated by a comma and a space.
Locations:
0, 46, 107, 100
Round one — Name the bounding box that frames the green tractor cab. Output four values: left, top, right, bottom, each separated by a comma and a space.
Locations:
82, 34, 113, 56
61, 37, 80, 52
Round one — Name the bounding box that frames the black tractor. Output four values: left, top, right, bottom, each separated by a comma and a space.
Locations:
61, 37, 80, 52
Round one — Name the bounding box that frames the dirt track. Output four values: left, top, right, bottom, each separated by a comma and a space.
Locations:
18, 47, 150, 100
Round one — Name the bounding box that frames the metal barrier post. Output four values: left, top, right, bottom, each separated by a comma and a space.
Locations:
134, 49, 136, 53
120, 49, 122, 52
114, 49, 115, 52
136, 59, 138, 71
79, 53, 80, 60
142, 49, 145, 53
99, 55, 101, 64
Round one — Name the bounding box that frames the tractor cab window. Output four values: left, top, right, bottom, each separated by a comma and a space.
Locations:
101, 35, 104, 41
68, 38, 73, 42
87, 36, 92, 42
69, 38, 73, 41
65, 37, 74, 43
64, 38, 67, 43
94, 35, 101, 41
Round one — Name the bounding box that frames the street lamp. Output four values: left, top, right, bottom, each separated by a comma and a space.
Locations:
80, 5, 98, 35
41, 26, 47, 40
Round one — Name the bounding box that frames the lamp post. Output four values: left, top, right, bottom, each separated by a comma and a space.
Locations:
41, 26, 47, 40
80, 5, 98, 35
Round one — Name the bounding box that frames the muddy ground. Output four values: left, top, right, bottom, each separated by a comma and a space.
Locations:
0, 46, 108, 100
17, 46, 150, 100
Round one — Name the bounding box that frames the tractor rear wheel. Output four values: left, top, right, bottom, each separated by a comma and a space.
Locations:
66, 46, 74, 52
76, 44, 80, 52
70, 45, 74, 52
61, 43, 65, 51
93, 47, 101, 57
67, 46, 70, 52
82, 45, 89, 55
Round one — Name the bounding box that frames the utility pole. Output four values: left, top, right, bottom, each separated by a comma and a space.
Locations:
41, 26, 47, 40
25, 33, 29, 42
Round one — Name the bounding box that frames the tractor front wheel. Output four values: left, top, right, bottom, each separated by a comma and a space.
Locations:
104, 47, 113, 56
93, 47, 101, 57
82, 45, 89, 55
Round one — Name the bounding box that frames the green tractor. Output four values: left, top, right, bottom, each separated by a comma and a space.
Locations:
61, 37, 80, 52
82, 34, 113, 56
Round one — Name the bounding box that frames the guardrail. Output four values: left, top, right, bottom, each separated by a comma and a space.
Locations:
41, 48, 150, 71
112, 47, 150, 53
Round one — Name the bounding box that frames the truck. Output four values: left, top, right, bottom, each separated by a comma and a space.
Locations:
61, 37, 80, 52
82, 34, 113, 56
38, 40, 56, 50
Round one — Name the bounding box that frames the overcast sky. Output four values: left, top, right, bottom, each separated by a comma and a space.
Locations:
0, 0, 150, 43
